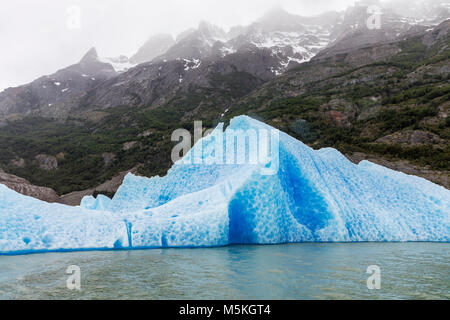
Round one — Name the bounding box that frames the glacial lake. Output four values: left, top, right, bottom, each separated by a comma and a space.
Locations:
0, 243, 448, 300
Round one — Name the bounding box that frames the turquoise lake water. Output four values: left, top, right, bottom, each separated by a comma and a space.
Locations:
0, 243, 448, 299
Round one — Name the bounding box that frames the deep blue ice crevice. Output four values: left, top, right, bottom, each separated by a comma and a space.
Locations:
124, 220, 133, 248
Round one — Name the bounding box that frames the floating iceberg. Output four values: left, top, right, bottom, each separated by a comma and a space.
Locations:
0, 116, 449, 254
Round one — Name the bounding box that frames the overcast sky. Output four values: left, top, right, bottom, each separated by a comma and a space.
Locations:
0, 0, 362, 91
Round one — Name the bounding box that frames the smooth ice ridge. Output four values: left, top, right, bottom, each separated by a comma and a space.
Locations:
1, 116, 449, 254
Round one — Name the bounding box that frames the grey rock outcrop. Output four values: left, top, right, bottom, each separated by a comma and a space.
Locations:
0, 169, 60, 203
35, 154, 58, 170
376, 130, 443, 146
0, 47, 117, 119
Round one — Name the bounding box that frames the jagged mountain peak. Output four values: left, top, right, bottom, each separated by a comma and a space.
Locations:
150, 21, 229, 61
79, 47, 99, 64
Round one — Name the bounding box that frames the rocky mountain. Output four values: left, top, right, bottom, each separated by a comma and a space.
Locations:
155, 21, 229, 61
7, 7, 340, 117
223, 8, 339, 68
1, 3, 448, 120
0, 48, 117, 119
154, 8, 339, 74
80, 52, 271, 112
0, 2, 448, 201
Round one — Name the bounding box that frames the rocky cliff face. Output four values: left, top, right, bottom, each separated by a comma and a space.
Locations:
0, 169, 60, 203
79, 48, 281, 112
0, 48, 117, 119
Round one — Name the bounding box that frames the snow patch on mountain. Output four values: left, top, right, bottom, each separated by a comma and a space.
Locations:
178, 58, 202, 71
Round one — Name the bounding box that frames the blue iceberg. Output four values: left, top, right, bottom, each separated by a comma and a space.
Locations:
0, 116, 449, 254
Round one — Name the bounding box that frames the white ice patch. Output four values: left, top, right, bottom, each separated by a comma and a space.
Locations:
182, 59, 201, 71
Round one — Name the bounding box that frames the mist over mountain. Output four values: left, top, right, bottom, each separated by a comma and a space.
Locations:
130, 34, 176, 64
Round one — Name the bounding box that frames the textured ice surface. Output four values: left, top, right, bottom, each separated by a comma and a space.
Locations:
81, 195, 111, 211
0, 116, 449, 254
0, 185, 128, 254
